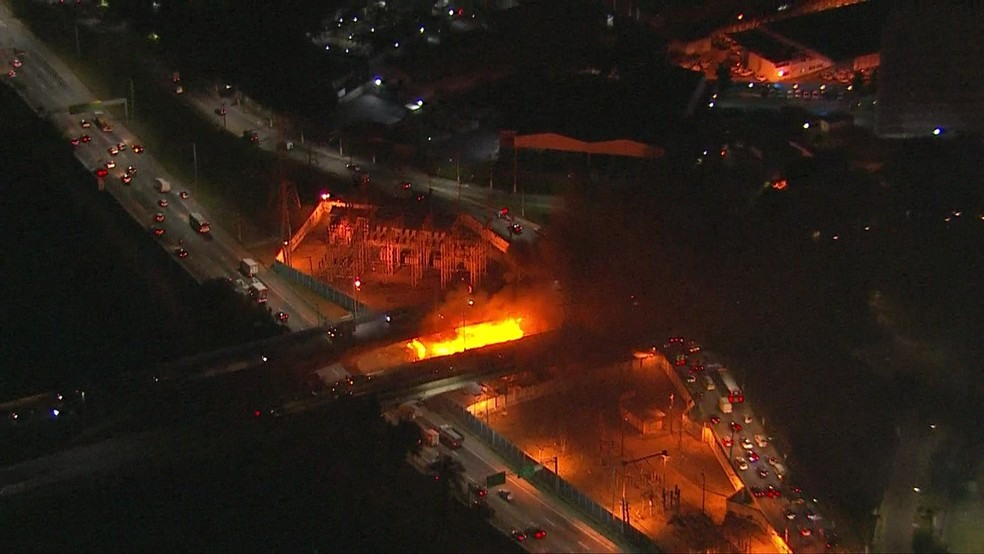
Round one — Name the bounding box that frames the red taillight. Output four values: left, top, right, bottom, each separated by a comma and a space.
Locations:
254, 410, 261, 417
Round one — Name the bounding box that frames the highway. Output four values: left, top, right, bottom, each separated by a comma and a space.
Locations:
0, 2, 328, 330
179, 86, 556, 245
663, 340, 837, 553
412, 405, 621, 553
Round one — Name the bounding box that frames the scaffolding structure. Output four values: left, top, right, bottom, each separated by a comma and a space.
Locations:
322, 211, 489, 289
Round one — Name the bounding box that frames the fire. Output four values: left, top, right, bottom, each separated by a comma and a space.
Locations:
406, 318, 525, 361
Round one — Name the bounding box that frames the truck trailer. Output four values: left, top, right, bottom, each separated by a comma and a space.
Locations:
189, 212, 210, 234
155, 177, 171, 193
248, 280, 268, 304
239, 258, 259, 277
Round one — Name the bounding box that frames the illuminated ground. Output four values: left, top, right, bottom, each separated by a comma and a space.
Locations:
487, 358, 767, 552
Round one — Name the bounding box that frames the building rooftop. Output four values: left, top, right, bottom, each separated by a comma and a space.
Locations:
729, 28, 801, 64
767, 0, 891, 62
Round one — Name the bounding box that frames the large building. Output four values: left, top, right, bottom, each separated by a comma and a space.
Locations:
876, 3, 984, 138
767, 0, 888, 72
729, 28, 831, 81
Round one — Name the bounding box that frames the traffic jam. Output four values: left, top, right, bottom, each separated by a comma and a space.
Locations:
663, 337, 839, 552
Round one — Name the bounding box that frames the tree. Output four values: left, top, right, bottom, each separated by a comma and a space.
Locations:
428, 454, 466, 506
716, 62, 732, 93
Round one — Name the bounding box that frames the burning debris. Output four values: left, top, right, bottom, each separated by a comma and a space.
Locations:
406, 318, 526, 361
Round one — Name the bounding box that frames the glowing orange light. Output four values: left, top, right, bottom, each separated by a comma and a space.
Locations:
406, 318, 525, 360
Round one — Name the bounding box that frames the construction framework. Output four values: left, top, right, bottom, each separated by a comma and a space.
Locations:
319, 210, 489, 289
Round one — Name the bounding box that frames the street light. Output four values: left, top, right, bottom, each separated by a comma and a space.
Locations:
354, 277, 362, 317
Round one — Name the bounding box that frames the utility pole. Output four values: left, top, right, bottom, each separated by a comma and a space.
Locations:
701, 471, 706, 514
456, 151, 462, 210
512, 146, 518, 195
74, 23, 81, 58
191, 142, 198, 186
129, 78, 135, 120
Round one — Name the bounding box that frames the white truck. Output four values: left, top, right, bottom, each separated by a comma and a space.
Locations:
718, 396, 733, 414
248, 280, 268, 304
240, 258, 259, 277
155, 177, 171, 193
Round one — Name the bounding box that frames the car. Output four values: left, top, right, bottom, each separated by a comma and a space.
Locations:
806, 510, 821, 521
691, 364, 705, 373
6, 70, 15, 78
750, 486, 765, 498
743, 414, 753, 424
784, 508, 797, 520
721, 436, 733, 448
757, 467, 769, 479
497, 207, 511, 220
275, 311, 289, 323
687, 341, 701, 353
116, 142, 127, 152
510, 223, 524, 235
511, 530, 527, 542
399, 181, 413, 191
730, 421, 742, 432
175, 247, 189, 258
767, 456, 780, 467
799, 527, 812, 537
735, 457, 748, 471
132, 144, 144, 154
95, 167, 109, 178
747, 451, 760, 463
158, 199, 169, 208
709, 415, 721, 425
669, 336, 685, 344
151, 227, 165, 237
468, 482, 488, 498
497, 489, 514, 502
754, 435, 768, 448
415, 192, 425, 202
105, 160, 116, 169
80, 118, 91, 128
70, 137, 81, 146
108, 145, 119, 156
80, 134, 91, 143
120, 174, 132, 185
345, 163, 362, 172
215, 106, 227, 116
526, 526, 546, 540
685, 373, 697, 383
179, 191, 190, 199
741, 437, 753, 450
766, 485, 781, 498
126, 165, 137, 176
12, 58, 23, 69
154, 213, 165, 223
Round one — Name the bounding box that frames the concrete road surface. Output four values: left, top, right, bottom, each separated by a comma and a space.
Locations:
0, 2, 331, 330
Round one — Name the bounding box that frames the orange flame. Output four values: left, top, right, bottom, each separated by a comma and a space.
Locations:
407, 318, 525, 360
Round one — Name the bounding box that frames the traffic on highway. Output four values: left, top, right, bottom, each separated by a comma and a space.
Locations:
663, 338, 840, 553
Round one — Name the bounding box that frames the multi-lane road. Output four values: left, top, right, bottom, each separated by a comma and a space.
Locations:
410, 405, 620, 554
0, 2, 328, 330
664, 340, 838, 553
179, 86, 555, 244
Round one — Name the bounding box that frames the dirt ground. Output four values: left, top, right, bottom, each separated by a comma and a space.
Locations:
488, 359, 771, 552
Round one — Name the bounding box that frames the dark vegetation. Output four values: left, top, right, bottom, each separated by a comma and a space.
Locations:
0, 84, 284, 401
539, 110, 983, 536
9, 0, 345, 235
0, 394, 520, 554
